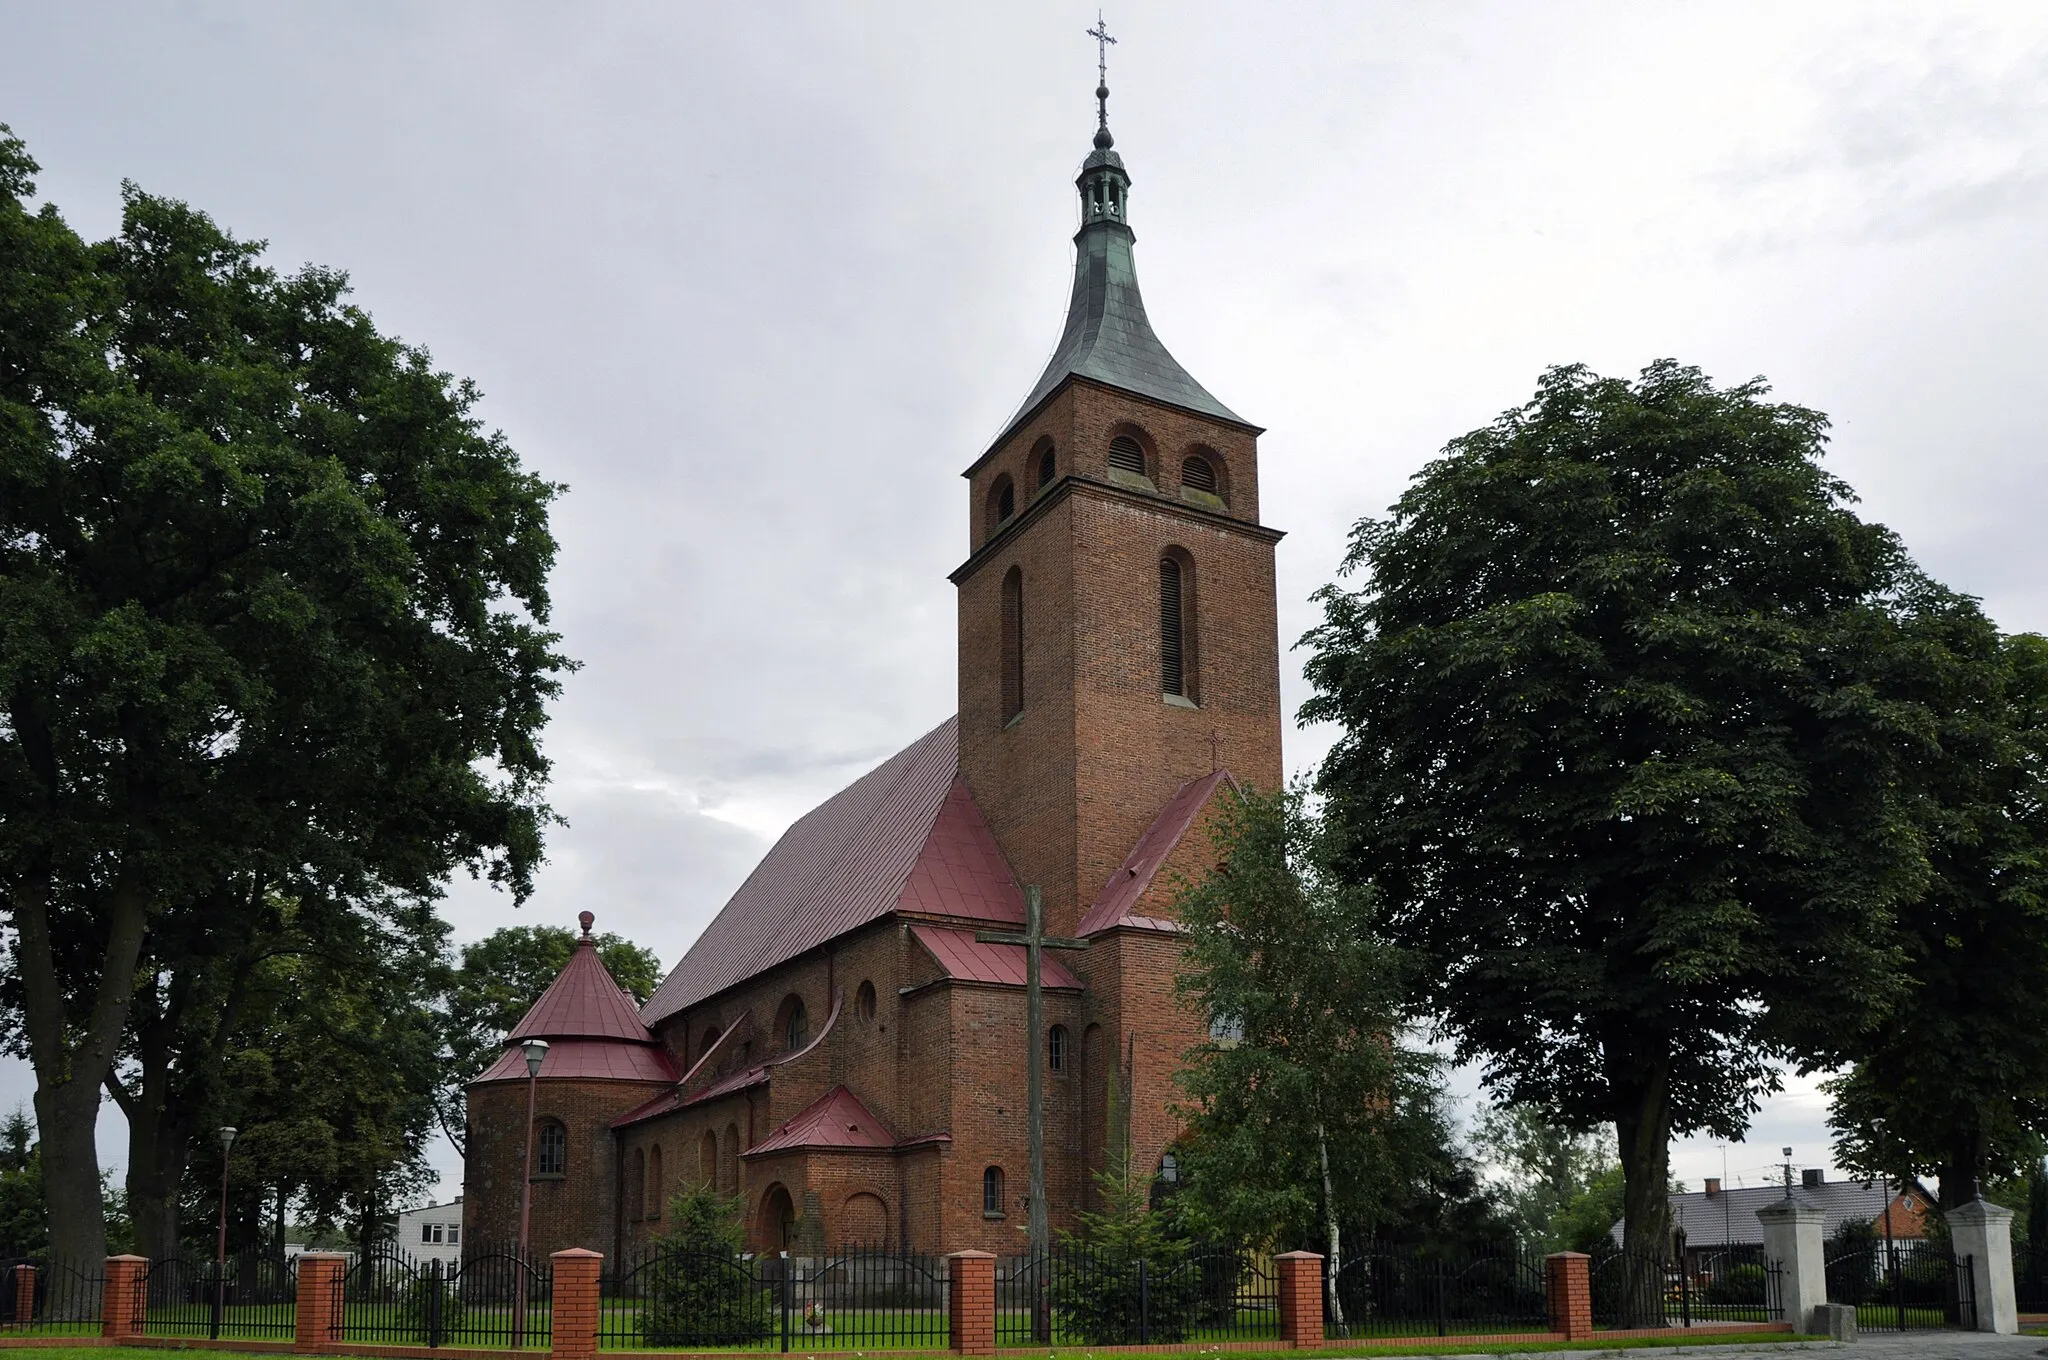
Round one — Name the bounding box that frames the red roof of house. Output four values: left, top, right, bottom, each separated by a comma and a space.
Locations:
744, 1086, 897, 1157
643, 718, 1026, 1023
510, 934, 660, 1044
910, 924, 1083, 989
1075, 771, 1232, 936
473, 1037, 677, 1085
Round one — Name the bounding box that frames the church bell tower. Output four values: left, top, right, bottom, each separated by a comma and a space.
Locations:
951, 58, 1285, 943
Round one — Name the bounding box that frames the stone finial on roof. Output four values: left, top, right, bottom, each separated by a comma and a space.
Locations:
578, 909, 594, 938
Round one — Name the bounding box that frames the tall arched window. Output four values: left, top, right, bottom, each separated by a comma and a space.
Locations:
1048, 1024, 1068, 1074
987, 474, 1016, 538
1159, 555, 1188, 698
646, 1144, 664, 1220
1001, 566, 1024, 724
629, 1147, 646, 1220
982, 1166, 1006, 1217
536, 1119, 567, 1176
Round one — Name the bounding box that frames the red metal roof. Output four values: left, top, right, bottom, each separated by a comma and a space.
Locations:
472, 1038, 677, 1086
510, 935, 659, 1044
643, 719, 1026, 1024
744, 1086, 897, 1157
910, 925, 1082, 989
1075, 771, 1232, 936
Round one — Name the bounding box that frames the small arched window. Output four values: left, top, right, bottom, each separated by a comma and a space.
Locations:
982, 1166, 1006, 1217
856, 979, 877, 1023
1037, 444, 1057, 489
1048, 1024, 1068, 1074
647, 1144, 664, 1219
1001, 566, 1024, 724
1108, 435, 1146, 476
988, 474, 1016, 536
536, 1119, 567, 1176
776, 994, 809, 1051
1180, 455, 1217, 494
1160, 555, 1188, 697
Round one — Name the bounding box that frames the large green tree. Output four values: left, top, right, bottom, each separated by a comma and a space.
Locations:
1826, 627, 2048, 1206
1171, 786, 1438, 1323
438, 925, 661, 1154
1302, 361, 1941, 1282
1469, 1104, 1619, 1253
0, 127, 569, 1264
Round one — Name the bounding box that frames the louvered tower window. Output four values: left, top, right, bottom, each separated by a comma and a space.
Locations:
997, 481, 1015, 520
1000, 567, 1024, 723
1108, 435, 1145, 475
1038, 446, 1056, 488
1181, 455, 1216, 493
1160, 556, 1186, 697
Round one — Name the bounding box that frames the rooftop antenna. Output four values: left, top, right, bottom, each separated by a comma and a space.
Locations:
1087, 12, 1117, 145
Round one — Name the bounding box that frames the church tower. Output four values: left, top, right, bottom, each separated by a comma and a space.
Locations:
953, 66, 1284, 941
952, 55, 1285, 1194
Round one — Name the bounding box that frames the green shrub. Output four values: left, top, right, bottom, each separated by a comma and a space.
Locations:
1704, 1262, 1766, 1305
396, 1274, 465, 1344
1052, 1164, 1199, 1344
638, 1185, 774, 1347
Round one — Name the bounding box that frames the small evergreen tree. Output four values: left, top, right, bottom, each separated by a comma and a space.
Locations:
639, 1184, 772, 1346
1053, 1124, 1197, 1344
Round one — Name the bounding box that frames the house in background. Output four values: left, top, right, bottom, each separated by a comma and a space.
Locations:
1612, 1168, 1931, 1264
397, 1196, 464, 1265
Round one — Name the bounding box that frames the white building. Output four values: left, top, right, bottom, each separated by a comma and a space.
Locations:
397, 1195, 464, 1265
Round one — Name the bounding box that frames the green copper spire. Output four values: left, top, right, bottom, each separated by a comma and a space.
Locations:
998, 21, 1245, 442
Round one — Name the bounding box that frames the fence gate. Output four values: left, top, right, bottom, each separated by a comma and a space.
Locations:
1824, 1241, 1975, 1331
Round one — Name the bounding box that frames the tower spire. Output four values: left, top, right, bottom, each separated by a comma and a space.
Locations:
1087, 13, 1117, 149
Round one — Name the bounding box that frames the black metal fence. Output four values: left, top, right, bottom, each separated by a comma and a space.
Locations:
0, 1256, 106, 1335
141, 1253, 296, 1339
340, 1245, 551, 1349
1590, 1247, 1783, 1329
601, 1245, 951, 1352
1324, 1246, 1547, 1339
2017, 1245, 2046, 1317
995, 1244, 1278, 1347
1824, 1241, 1974, 1331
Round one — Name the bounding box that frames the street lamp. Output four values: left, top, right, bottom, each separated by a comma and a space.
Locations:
513, 1039, 548, 1348
213, 1127, 237, 1340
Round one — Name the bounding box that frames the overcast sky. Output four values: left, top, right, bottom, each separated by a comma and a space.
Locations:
4, 2, 2047, 1209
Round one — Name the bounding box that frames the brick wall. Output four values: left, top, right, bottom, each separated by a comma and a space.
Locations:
464, 1075, 663, 1257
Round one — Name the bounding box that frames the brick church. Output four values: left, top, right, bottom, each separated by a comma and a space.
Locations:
463, 80, 1283, 1260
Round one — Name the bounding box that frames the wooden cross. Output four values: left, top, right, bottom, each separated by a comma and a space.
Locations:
977, 886, 1089, 1256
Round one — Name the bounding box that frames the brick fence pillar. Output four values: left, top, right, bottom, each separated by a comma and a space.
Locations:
947, 1251, 995, 1356
550, 1249, 603, 1360
10, 1264, 34, 1327
1275, 1252, 1324, 1347
101, 1255, 146, 1341
294, 1253, 348, 1351
1545, 1252, 1592, 1340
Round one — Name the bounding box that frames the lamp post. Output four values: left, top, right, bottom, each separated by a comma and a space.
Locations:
513, 1038, 548, 1348
213, 1126, 237, 1340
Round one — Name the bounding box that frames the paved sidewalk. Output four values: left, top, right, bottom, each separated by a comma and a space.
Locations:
1322, 1331, 2045, 1360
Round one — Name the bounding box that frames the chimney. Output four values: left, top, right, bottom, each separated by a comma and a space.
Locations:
1802, 1168, 1825, 1189
1704, 1178, 1722, 1197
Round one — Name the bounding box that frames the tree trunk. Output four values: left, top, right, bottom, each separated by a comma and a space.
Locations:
1317, 1119, 1345, 1336
122, 1109, 192, 1263
11, 856, 152, 1267
1613, 1055, 1673, 1329
1939, 1128, 1988, 1211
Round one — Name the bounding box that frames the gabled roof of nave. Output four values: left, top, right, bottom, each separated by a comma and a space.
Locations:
641, 718, 1027, 1024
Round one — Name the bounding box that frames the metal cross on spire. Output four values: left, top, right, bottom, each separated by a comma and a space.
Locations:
1087, 12, 1116, 131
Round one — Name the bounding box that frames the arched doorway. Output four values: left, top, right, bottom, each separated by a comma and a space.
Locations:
758, 1183, 796, 1251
